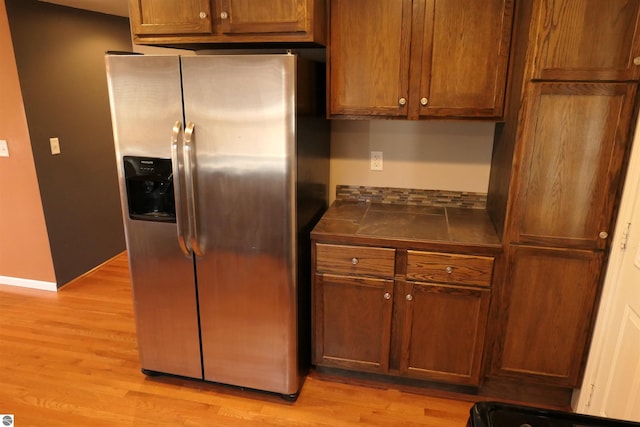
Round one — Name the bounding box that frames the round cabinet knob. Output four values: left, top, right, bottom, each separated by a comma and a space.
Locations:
398, 97, 407, 106
420, 97, 429, 106
445, 266, 453, 274
634, 57, 640, 66
406, 294, 413, 301
599, 231, 609, 239
383, 292, 391, 300
351, 257, 359, 265
199, 11, 208, 19
220, 11, 229, 19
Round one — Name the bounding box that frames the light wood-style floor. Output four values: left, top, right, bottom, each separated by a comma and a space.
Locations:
0, 253, 476, 426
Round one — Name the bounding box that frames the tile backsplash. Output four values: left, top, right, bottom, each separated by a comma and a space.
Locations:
335, 185, 487, 209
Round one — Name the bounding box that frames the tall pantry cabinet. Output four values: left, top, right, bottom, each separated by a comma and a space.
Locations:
487, 0, 640, 388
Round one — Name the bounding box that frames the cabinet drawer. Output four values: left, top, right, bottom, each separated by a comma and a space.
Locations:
406, 251, 494, 287
316, 244, 396, 278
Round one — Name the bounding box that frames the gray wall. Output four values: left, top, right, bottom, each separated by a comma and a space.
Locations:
6, 0, 131, 286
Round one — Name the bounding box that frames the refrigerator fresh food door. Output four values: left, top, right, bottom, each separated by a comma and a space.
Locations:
106, 54, 203, 379
180, 54, 299, 395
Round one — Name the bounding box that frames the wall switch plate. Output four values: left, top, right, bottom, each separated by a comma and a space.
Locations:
50, 137, 61, 155
371, 151, 383, 171
0, 140, 8, 157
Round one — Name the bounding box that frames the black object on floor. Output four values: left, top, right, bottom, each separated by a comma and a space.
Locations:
467, 401, 640, 427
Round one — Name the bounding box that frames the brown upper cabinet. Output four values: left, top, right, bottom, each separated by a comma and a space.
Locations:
512, 82, 638, 250
528, 0, 640, 81
129, 0, 327, 45
130, 0, 214, 36
218, 0, 308, 35
328, 0, 515, 120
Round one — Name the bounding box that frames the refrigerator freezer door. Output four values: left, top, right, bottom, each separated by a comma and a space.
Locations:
181, 55, 299, 394
106, 55, 203, 379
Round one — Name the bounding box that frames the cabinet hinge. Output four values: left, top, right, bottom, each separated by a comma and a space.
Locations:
585, 383, 595, 410
621, 222, 632, 250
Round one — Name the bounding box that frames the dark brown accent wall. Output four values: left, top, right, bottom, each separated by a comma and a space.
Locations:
6, 0, 132, 286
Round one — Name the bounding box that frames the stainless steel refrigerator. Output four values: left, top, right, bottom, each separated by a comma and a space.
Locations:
105, 53, 329, 397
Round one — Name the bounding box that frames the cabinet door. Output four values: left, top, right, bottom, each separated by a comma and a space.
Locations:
329, 0, 412, 117
400, 281, 490, 385
530, 0, 640, 81
490, 245, 603, 387
514, 83, 637, 250
130, 0, 213, 36
313, 274, 394, 373
219, 0, 308, 34
412, 0, 514, 119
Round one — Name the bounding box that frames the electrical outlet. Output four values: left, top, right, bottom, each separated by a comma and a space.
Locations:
371, 151, 383, 171
50, 137, 61, 155
0, 140, 8, 157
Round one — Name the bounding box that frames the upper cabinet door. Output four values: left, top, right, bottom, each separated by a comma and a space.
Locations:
130, 0, 326, 44
328, 0, 413, 118
219, 0, 308, 34
413, 0, 514, 119
514, 82, 638, 250
530, 0, 640, 81
328, 0, 513, 120
129, 0, 213, 36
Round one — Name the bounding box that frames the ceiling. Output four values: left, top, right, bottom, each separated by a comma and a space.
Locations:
38, 0, 129, 17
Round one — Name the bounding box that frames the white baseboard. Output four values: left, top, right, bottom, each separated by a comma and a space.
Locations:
0, 276, 58, 292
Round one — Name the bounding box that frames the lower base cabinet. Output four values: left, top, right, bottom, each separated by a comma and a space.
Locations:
401, 281, 490, 384
312, 243, 495, 386
313, 273, 394, 373
489, 245, 604, 387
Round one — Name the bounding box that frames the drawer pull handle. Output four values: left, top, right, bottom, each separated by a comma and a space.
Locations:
406, 294, 413, 301
351, 257, 359, 265
383, 292, 391, 300
446, 266, 453, 274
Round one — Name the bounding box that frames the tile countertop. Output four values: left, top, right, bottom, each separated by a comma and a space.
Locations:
311, 200, 502, 253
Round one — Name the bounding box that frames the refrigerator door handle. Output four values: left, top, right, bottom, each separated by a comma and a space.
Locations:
183, 121, 203, 257
170, 121, 192, 256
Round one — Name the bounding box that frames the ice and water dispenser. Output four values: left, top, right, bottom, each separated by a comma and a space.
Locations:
123, 156, 176, 222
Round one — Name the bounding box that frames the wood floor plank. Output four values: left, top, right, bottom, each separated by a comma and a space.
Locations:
0, 252, 477, 426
